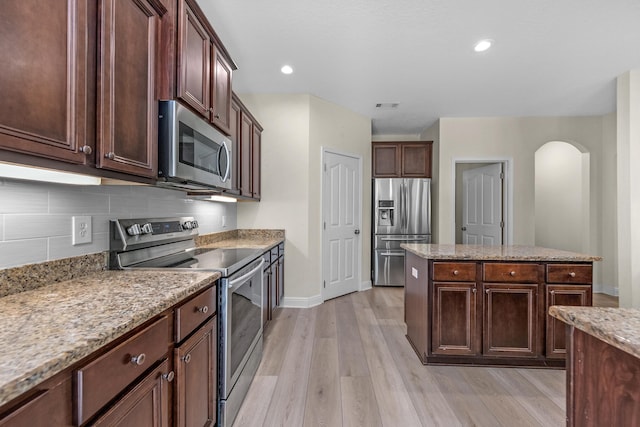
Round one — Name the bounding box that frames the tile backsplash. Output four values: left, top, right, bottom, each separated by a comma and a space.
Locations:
0, 178, 237, 269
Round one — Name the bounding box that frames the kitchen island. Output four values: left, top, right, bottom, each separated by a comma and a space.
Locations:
550, 306, 640, 426
402, 244, 601, 367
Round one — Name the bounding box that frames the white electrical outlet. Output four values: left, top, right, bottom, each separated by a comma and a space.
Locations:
72, 216, 92, 245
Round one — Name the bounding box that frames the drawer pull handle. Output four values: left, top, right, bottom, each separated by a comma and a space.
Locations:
486, 289, 490, 294
105, 152, 115, 160
550, 290, 555, 295
569, 272, 576, 278
452, 270, 459, 276
509, 271, 516, 276
182, 354, 192, 364
472, 287, 477, 294
81, 145, 92, 155
162, 371, 175, 382
130, 353, 146, 366
197, 305, 209, 314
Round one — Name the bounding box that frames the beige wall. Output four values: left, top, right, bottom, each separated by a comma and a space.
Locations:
420, 120, 440, 242
601, 112, 618, 296
236, 94, 371, 303
616, 70, 640, 307
432, 116, 609, 288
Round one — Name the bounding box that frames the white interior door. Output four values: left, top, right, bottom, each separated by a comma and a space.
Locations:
322, 150, 361, 301
462, 163, 504, 245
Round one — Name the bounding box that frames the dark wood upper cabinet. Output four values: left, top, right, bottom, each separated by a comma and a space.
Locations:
175, 0, 234, 135
239, 110, 253, 197
372, 141, 432, 178
96, 0, 161, 178
0, 0, 92, 164
229, 98, 242, 192
232, 93, 262, 200
251, 124, 262, 200
211, 47, 232, 135
177, 0, 210, 117
372, 144, 400, 177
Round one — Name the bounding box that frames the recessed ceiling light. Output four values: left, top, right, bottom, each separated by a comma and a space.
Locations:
474, 39, 493, 52
281, 65, 293, 74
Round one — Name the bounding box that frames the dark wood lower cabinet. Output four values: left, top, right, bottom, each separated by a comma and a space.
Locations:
174, 316, 216, 427
483, 283, 540, 357
546, 285, 592, 358
93, 359, 170, 427
0, 376, 73, 427
432, 282, 479, 356
404, 253, 593, 366
567, 328, 640, 426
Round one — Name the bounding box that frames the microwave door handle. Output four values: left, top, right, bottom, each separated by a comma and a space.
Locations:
219, 141, 231, 183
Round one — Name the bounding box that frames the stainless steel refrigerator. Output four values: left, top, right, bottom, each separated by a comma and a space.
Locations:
372, 178, 431, 286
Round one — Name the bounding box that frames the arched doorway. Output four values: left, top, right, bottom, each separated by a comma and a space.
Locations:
534, 141, 590, 253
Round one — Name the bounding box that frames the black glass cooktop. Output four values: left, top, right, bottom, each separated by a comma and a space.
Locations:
185, 247, 263, 276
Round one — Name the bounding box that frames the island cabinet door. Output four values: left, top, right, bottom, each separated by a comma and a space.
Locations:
432, 282, 480, 355
546, 285, 592, 359
483, 283, 541, 357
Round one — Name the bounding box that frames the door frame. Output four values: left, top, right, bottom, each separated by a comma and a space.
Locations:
320, 146, 363, 302
452, 158, 513, 245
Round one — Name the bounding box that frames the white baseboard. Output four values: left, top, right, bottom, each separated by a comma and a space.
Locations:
280, 294, 323, 308
593, 283, 619, 296
360, 280, 372, 291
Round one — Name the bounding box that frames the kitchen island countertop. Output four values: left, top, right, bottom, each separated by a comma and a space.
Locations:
0, 269, 219, 408
402, 243, 602, 262
549, 306, 640, 359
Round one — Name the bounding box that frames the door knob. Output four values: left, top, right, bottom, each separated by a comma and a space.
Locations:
354, 229, 360, 235
461, 226, 467, 231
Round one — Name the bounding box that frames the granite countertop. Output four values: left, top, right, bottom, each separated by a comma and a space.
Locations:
549, 306, 640, 360
402, 244, 602, 262
0, 270, 219, 407
196, 229, 285, 251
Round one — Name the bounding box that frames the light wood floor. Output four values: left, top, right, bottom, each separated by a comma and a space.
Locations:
235, 287, 578, 426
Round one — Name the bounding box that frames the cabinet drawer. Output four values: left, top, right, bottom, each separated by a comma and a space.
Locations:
175, 286, 216, 343
483, 263, 539, 283
433, 262, 476, 282
75, 316, 169, 425
546, 264, 592, 284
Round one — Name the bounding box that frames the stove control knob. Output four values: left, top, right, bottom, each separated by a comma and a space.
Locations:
126, 224, 142, 236
192, 220, 199, 229
182, 221, 192, 230
140, 223, 153, 234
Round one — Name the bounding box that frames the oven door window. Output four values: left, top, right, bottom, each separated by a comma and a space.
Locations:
178, 122, 228, 177
230, 276, 262, 376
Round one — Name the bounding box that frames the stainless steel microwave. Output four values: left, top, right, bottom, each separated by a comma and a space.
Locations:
158, 100, 232, 191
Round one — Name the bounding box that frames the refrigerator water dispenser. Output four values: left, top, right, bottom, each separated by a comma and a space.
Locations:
377, 200, 395, 226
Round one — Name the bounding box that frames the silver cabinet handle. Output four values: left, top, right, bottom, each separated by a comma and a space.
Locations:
197, 305, 208, 314
81, 145, 92, 155
105, 152, 115, 160
509, 271, 516, 276
162, 371, 175, 382
182, 354, 192, 364
550, 290, 555, 295
130, 353, 146, 366
472, 287, 477, 294
486, 289, 490, 294
569, 272, 576, 278
214, 114, 221, 119
453, 270, 459, 276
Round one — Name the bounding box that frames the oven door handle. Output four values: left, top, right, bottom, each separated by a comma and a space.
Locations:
228, 259, 265, 288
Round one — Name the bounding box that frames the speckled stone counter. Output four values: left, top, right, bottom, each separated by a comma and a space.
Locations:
0, 269, 219, 407
549, 306, 640, 359
402, 243, 602, 261
197, 229, 285, 250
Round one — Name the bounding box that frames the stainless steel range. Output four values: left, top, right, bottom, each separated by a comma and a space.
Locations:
109, 217, 263, 427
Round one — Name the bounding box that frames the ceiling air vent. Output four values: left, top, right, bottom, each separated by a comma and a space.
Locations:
375, 103, 400, 109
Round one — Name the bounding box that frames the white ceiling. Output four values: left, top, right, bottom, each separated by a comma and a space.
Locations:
198, 0, 640, 136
